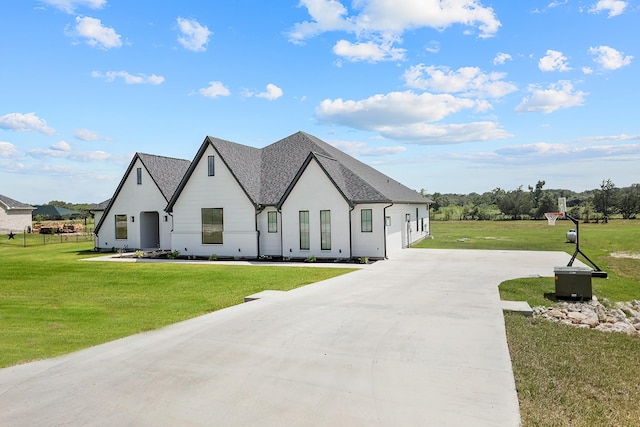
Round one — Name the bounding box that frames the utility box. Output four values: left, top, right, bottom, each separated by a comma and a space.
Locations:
554, 266, 592, 300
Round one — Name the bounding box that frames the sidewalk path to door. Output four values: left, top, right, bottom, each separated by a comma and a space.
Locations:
0, 249, 580, 426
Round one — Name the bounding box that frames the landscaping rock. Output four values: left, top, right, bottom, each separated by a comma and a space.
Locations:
532, 300, 640, 338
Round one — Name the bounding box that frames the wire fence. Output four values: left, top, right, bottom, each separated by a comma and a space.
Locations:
0, 231, 95, 248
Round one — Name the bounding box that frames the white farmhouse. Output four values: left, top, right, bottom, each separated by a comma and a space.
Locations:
166, 132, 431, 260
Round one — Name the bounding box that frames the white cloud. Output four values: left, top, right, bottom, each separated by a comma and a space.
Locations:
539, 50, 571, 72
199, 81, 231, 98
316, 91, 511, 144
74, 128, 108, 141
51, 140, 72, 151
40, 0, 106, 14
589, 45, 633, 70
288, 0, 501, 62
515, 81, 587, 114
255, 84, 283, 100
27, 148, 114, 162
329, 140, 407, 157
494, 141, 640, 163
589, 0, 627, 17
68, 16, 122, 49
91, 71, 165, 84
176, 17, 212, 52
493, 52, 512, 65
333, 39, 406, 62
317, 91, 477, 126
0, 142, 20, 158
0, 112, 56, 135
575, 133, 640, 143
403, 65, 517, 98
378, 121, 512, 144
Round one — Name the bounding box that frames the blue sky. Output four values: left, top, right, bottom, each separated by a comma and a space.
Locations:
1, 0, 638, 204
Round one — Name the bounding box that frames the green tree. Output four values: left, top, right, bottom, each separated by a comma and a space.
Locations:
593, 179, 618, 223
618, 184, 640, 220
495, 186, 533, 220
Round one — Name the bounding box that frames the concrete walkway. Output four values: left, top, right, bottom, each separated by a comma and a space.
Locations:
0, 249, 579, 426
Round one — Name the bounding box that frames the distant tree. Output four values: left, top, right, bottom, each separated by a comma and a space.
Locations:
429, 192, 450, 212
618, 183, 640, 219
495, 186, 533, 219
593, 179, 619, 223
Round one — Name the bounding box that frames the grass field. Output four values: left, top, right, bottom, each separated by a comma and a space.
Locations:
0, 242, 354, 368
416, 219, 640, 426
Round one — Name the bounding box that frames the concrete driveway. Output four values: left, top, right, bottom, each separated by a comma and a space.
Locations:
0, 249, 578, 426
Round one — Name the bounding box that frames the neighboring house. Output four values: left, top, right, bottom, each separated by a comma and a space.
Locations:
88, 199, 110, 233
0, 194, 34, 234
94, 153, 191, 251
166, 131, 431, 260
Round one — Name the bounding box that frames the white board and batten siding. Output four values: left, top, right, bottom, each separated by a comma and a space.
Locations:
96, 158, 172, 250
170, 145, 258, 258
280, 159, 351, 259
384, 203, 430, 256
350, 204, 386, 259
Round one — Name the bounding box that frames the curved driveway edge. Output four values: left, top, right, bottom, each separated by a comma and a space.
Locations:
0, 249, 581, 426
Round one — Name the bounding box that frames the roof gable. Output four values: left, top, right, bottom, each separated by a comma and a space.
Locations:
166, 137, 261, 212
95, 153, 190, 233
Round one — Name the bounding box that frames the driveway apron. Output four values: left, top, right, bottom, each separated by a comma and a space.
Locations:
0, 249, 577, 426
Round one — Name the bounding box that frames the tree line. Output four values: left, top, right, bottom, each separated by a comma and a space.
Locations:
423, 179, 640, 222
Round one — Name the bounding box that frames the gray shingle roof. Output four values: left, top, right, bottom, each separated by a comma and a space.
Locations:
0, 194, 34, 210
138, 153, 191, 201
168, 131, 429, 211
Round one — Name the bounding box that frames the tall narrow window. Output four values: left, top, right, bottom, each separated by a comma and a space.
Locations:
268, 211, 278, 233
115, 214, 127, 239
361, 209, 372, 232
320, 210, 331, 250
299, 211, 309, 250
207, 156, 215, 176
136, 167, 142, 185
202, 208, 223, 244
416, 208, 419, 231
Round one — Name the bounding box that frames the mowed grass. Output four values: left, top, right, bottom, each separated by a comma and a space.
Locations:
416, 219, 640, 426
0, 242, 354, 368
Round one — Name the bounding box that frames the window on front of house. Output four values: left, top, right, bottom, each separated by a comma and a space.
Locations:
299, 210, 309, 250
208, 156, 215, 176
136, 167, 142, 185
268, 211, 277, 233
320, 210, 331, 250
361, 209, 372, 232
115, 214, 127, 239
202, 208, 223, 244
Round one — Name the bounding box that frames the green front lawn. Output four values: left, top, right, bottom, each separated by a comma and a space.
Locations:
0, 242, 354, 367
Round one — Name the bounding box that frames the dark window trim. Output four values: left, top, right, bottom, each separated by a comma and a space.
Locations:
320, 209, 331, 250
202, 208, 223, 244
299, 210, 310, 250
267, 211, 278, 233
207, 156, 215, 176
361, 208, 373, 233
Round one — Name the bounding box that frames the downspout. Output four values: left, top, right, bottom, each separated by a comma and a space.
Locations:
255, 205, 264, 259
348, 204, 354, 260
168, 212, 174, 252
383, 202, 393, 259
278, 208, 284, 259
